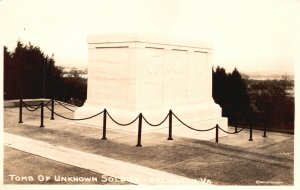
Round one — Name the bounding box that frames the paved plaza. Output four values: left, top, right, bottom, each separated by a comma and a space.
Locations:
3, 104, 294, 185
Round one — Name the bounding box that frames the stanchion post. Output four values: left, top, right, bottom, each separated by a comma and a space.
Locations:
235, 122, 238, 133
50, 99, 54, 120
136, 113, 143, 147
18, 99, 23, 124
263, 125, 267, 138
40, 101, 44, 128
167, 110, 173, 140
101, 109, 107, 140
215, 124, 219, 143
249, 124, 253, 141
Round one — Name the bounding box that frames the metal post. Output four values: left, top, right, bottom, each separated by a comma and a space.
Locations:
167, 110, 173, 140
249, 124, 253, 141
40, 101, 44, 128
263, 125, 267, 137
18, 99, 23, 123
136, 113, 143, 147
101, 109, 107, 140
50, 99, 54, 120
215, 124, 219, 143
235, 123, 238, 133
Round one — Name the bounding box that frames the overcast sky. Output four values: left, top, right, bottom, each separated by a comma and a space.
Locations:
1, 0, 298, 75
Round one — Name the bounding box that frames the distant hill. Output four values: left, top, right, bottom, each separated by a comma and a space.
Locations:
61, 66, 88, 78
244, 72, 294, 81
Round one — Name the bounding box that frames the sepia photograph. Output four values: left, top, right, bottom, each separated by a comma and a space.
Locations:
1, 0, 298, 189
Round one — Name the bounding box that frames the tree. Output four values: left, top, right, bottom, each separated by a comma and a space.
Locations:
4, 46, 13, 99
62, 69, 87, 106
212, 66, 228, 107
213, 66, 250, 124
17, 42, 44, 98
227, 68, 250, 121
249, 79, 294, 129
4, 41, 65, 99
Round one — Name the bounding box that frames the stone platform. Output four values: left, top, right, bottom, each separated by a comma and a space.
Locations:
3, 105, 294, 186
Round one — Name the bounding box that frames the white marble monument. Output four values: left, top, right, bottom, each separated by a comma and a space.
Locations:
75, 34, 228, 140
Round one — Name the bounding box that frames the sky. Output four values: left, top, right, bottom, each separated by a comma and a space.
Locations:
0, 0, 299, 75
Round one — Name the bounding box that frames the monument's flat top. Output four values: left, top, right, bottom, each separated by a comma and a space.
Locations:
87, 33, 213, 49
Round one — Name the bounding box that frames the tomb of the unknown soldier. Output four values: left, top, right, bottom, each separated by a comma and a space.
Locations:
75, 34, 228, 139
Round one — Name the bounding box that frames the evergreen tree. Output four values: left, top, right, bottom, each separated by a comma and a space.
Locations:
228, 68, 250, 122
4, 41, 62, 99
213, 66, 250, 124
3, 41, 86, 104
4, 46, 13, 99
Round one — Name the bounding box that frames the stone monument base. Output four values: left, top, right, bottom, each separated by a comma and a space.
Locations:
74, 100, 228, 140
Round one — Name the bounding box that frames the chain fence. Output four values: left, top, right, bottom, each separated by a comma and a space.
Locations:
55, 100, 76, 112
17, 98, 267, 146
142, 113, 169, 127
